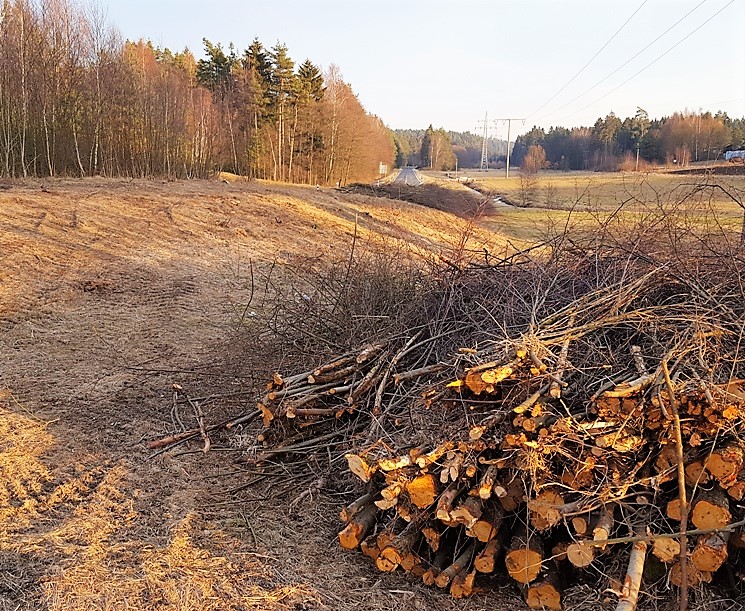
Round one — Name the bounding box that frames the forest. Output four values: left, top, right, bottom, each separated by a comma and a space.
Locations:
511, 108, 745, 171
0, 0, 394, 183
2, 0, 743, 183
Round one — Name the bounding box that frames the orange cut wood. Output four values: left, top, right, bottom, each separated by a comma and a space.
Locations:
449, 569, 476, 599
474, 537, 502, 573
691, 532, 729, 572
566, 541, 594, 568
691, 488, 731, 530
338, 503, 377, 549
406, 474, 438, 509
525, 572, 561, 611
528, 489, 564, 531
652, 537, 680, 563
505, 527, 544, 584
705, 445, 745, 487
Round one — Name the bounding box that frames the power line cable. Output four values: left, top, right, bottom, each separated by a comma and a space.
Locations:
526, 0, 649, 120
536, 0, 708, 123
556, 0, 735, 124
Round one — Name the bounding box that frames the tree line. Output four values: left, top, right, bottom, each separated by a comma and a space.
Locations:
393, 128, 508, 170
0, 0, 393, 183
511, 108, 745, 171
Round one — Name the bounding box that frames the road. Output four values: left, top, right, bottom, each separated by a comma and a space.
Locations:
393, 167, 423, 186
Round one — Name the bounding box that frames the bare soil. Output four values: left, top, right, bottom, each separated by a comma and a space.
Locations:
0, 177, 515, 610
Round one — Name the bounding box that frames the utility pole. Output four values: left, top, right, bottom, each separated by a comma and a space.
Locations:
492, 117, 525, 178
475, 112, 489, 172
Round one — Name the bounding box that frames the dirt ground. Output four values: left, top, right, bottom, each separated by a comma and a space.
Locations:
0, 177, 521, 610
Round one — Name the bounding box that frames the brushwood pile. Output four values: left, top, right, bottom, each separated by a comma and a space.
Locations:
244, 229, 745, 610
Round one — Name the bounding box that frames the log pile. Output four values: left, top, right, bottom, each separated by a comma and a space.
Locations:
241, 238, 745, 609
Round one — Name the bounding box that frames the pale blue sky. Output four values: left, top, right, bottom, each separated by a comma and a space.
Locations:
103, 0, 745, 137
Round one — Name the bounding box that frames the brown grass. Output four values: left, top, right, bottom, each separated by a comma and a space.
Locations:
0, 177, 515, 611
8, 174, 743, 610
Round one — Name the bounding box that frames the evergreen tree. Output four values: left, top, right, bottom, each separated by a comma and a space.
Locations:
196, 39, 236, 96
420, 125, 433, 168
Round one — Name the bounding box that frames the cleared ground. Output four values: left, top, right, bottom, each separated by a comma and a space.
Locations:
0, 177, 516, 611
3, 172, 744, 610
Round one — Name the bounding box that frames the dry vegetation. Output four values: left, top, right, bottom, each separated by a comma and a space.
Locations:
0, 177, 509, 611
3, 172, 745, 611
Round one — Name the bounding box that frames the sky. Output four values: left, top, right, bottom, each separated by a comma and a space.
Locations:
103, 0, 745, 139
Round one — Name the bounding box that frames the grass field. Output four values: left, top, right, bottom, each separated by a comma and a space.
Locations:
418, 168, 745, 244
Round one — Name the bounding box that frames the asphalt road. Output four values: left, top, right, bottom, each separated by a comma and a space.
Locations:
393, 167, 423, 186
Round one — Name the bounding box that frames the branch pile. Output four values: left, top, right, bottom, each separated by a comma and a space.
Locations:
244, 235, 745, 610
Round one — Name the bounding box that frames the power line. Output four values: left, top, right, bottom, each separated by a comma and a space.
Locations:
556, 0, 735, 124
492, 118, 525, 179
526, 0, 649, 120
536, 0, 708, 123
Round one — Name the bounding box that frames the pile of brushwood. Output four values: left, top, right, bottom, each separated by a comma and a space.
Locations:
239, 208, 745, 610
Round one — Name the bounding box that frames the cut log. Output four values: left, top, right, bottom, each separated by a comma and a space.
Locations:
652, 537, 680, 564
566, 541, 595, 568
360, 534, 380, 560
439, 450, 465, 484
436, 486, 462, 527
346, 453, 374, 483
375, 480, 403, 510
528, 488, 565, 531
666, 497, 684, 522
691, 488, 731, 530
592, 506, 614, 549
378, 453, 415, 472
505, 526, 544, 584
496, 477, 525, 513
475, 537, 503, 573
478, 464, 499, 499
451, 496, 483, 528
691, 532, 729, 573
340, 493, 374, 523
406, 474, 438, 509
400, 549, 423, 573
435, 542, 476, 588
449, 569, 476, 599
375, 550, 398, 572
421, 549, 448, 586
654, 443, 678, 474
465, 364, 514, 395
685, 460, 710, 487
571, 515, 589, 537
422, 525, 442, 552
415, 442, 454, 469
670, 557, 712, 588
525, 571, 562, 611
726, 475, 745, 501
705, 445, 745, 487
339, 503, 377, 549
616, 536, 648, 611
467, 502, 505, 542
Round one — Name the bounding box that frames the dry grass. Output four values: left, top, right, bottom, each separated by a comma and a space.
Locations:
0, 405, 318, 611
0, 177, 515, 611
